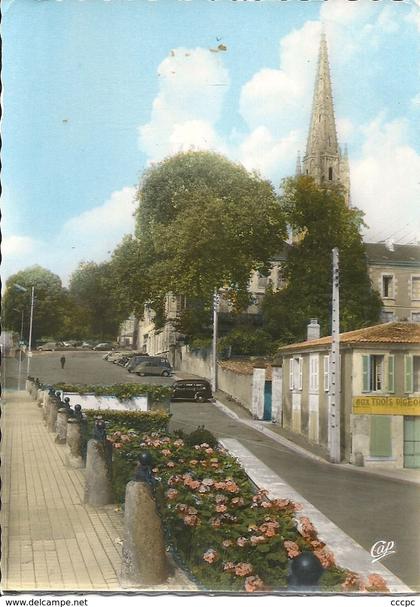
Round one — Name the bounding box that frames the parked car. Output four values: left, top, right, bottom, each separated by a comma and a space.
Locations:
93, 342, 114, 351
127, 354, 150, 373
37, 341, 66, 351
132, 357, 172, 377
171, 379, 213, 402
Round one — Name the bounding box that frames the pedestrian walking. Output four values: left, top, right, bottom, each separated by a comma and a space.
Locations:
60, 355, 66, 369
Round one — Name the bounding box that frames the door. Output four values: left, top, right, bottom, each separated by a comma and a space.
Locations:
263, 381, 272, 421
404, 416, 420, 468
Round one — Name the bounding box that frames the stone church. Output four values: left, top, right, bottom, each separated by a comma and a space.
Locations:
123, 33, 419, 354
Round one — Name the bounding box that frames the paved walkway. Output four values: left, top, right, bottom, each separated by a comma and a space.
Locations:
1, 391, 125, 591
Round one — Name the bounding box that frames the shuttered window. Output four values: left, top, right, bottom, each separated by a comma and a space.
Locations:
289, 358, 294, 390
323, 355, 329, 392
362, 355, 371, 392
370, 416, 392, 457
405, 355, 414, 393
309, 355, 319, 392
298, 357, 303, 391
387, 355, 395, 393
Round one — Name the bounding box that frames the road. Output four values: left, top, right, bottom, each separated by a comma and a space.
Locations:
5, 351, 420, 590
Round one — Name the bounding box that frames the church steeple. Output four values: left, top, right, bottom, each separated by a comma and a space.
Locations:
302, 32, 350, 205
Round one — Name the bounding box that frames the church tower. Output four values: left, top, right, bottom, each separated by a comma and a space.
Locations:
301, 32, 350, 205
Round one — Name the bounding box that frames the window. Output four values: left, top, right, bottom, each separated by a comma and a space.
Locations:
309, 354, 319, 392
289, 357, 303, 391
362, 355, 384, 392
406, 355, 420, 393
328, 167, 333, 181
412, 277, 420, 300
382, 275, 394, 298
412, 312, 420, 323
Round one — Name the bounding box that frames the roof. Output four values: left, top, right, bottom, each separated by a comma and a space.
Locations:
219, 359, 272, 380
278, 322, 420, 353
365, 242, 420, 266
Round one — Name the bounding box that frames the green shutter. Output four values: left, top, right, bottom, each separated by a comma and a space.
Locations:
370, 416, 392, 457
362, 355, 371, 392
404, 355, 414, 393
387, 355, 395, 393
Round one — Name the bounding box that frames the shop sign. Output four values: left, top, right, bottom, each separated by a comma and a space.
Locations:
353, 396, 420, 416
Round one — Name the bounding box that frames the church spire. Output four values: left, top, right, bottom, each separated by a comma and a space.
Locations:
302, 32, 350, 205
295, 150, 302, 176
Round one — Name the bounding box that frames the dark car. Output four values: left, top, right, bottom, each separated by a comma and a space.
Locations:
171, 379, 213, 402
127, 354, 150, 373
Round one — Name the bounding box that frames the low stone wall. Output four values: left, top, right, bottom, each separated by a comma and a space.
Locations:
175, 346, 253, 411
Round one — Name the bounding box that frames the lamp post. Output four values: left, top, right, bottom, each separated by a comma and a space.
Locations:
13, 308, 25, 390
13, 283, 35, 377
212, 288, 219, 393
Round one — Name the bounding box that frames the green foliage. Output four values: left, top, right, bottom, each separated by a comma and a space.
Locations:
83, 409, 171, 434
54, 382, 172, 402
219, 327, 274, 356
262, 177, 382, 343
319, 566, 348, 591
185, 425, 218, 448
106, 428, 354, 592
69, 261, 126, 339
135, 150, 286, 306
2, 266, 67, 341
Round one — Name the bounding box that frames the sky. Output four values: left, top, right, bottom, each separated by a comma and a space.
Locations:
2, 0, 420, 285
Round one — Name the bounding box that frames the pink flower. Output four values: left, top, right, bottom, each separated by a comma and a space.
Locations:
202, 478, 214, 486
215, 494, 227, 504
260, 501, 272, 509
113, 443, 123, 449
202, 548, 218, 564
284, 540, 301, 559
231, 497, 244, 507
244, 575, 264, 592
366, 574, 389, 592
225, 480, 239, 493
223, 561, 235, 573
200, 443, 210, 448
236, 537, 248, 547
211, 517, 222, 528
342, 572, 362, 591
272, 498, 291, 510
189, 459, 198, 466
215, 504, 227, 513
167, 461, 175, 468
250, 535, 266, 546
161, 449, 171, 456
205, 448, 214, 455
165, 489, 178, 500
234, 562, 253, 577
183, 514, 199, 527
173, 439, 184, 447
313, 548, 335, 569
299, 516, 317, 539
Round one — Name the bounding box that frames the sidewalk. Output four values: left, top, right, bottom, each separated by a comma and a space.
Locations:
1, 391, 194, 593
174, 369, 420, 486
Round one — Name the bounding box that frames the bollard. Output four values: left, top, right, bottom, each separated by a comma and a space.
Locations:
65, 418, 84, 468
288, 551, 324, 591
47, 395, 61, 433
84, 420, 113, 506
55, 408, 69, 444
121, 452, 169, 587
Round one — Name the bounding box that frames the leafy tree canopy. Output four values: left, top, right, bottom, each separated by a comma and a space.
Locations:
3, 265, 67, 341
262, 177, 382, 343
135, 151, 286, 303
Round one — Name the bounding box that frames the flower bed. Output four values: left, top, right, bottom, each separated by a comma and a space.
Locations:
84, 409, 170, 435
106, 426, 389, 593
53, 382, 172, 403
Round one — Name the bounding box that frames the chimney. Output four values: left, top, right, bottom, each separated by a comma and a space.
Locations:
307, 318, 320, 341
385, 238, 395, 252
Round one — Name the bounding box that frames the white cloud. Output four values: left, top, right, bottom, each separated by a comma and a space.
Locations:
138, 47, 229, 161
238, 126, 302, 184
2, 186, 137, 285
239, 21, 321, 135
351, 114, 420, 243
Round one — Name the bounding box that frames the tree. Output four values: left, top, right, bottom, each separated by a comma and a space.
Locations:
2, 266, 67, 341
136, 151, 286, 302
68, 261, 125, 339
262, 177, 382, 343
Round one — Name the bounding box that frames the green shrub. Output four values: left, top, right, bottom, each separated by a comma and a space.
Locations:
185, 425, 218, 448
53, 382, 172, 402
84, 409, 171, 434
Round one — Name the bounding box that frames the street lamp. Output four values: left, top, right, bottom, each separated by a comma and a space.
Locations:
13, 283, 35, 377
212, 289, 220, 393
12, 307, 25, 390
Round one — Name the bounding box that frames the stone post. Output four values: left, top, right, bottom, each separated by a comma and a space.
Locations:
47, 397, 60, 433
84, 439, 113, 506
252, 360, 266, 420
271, 361, 283, 424
121, 455, 169, 587
55, 408, 69, 444
65, 418, 85, 468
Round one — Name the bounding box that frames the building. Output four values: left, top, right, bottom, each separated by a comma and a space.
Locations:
117, 314, 138, 348
297, 32, 350, 206
278, 322, 420, 469
365, 242, 420, 323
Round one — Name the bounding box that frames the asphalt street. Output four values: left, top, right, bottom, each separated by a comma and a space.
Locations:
5, 351, 420, 590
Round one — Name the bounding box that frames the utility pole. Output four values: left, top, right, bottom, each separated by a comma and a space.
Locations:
212, 288, 219, 393
329, 247, 341, 463
27, 286, 35, 377
18, 309, 24, 390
